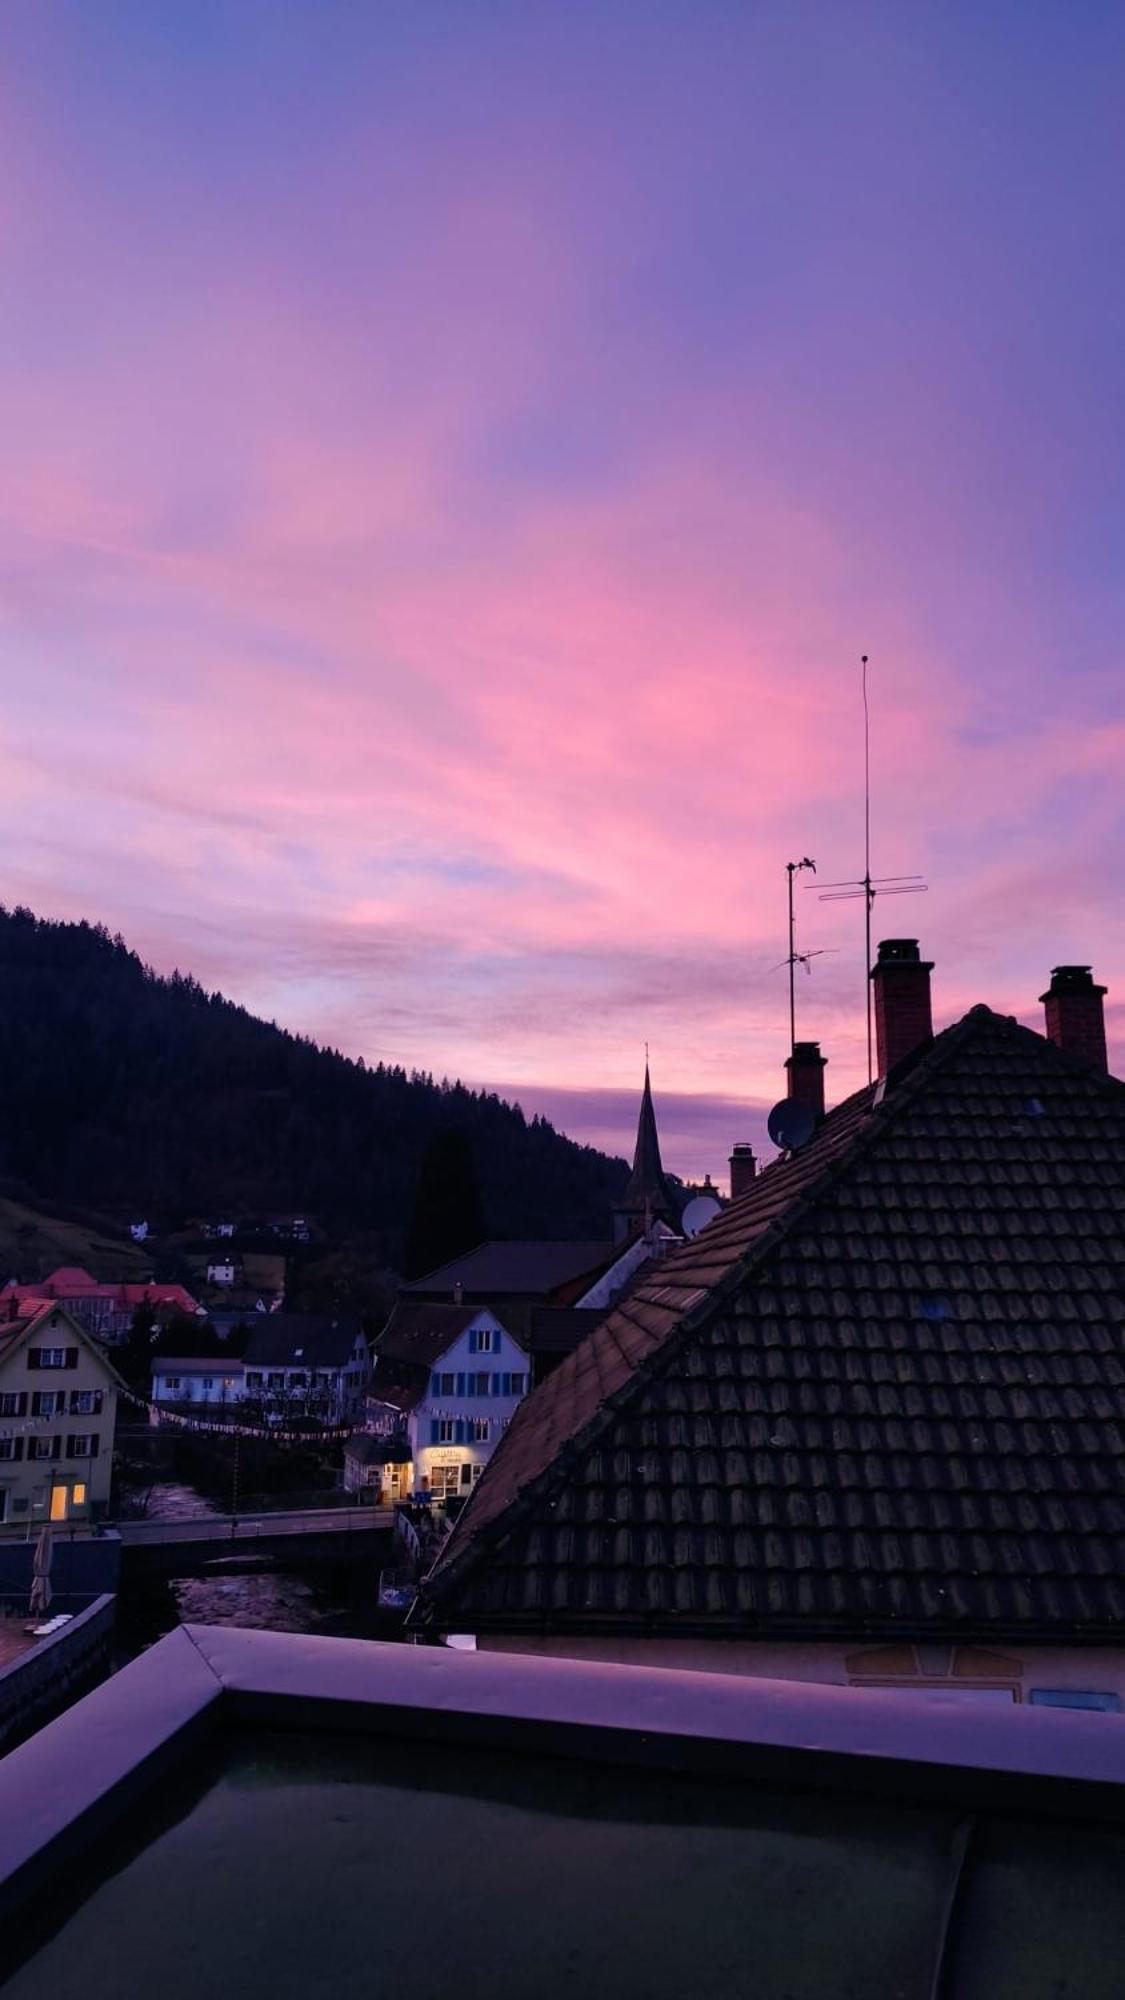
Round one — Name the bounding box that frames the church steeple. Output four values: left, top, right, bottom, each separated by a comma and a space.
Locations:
615, 1060, 678, 1240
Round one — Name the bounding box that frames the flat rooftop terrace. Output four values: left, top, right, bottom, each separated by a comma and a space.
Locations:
3, 1629, 1125, 1998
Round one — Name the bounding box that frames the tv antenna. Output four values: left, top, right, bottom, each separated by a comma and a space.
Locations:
812, 655, 926, 1084
774, 858, 837, 1060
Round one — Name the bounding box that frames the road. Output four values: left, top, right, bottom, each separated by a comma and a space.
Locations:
118, 1506, 394, 1547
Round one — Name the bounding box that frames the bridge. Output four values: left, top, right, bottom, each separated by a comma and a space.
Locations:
118, 1506, 395, 1578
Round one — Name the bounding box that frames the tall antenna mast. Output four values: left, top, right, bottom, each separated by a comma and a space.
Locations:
813, 655, 926, 1084
862, 654, 873, 1081
782, 858, 825, 1059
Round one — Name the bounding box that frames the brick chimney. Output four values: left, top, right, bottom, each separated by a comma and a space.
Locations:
785, 1040, 826, 1119
729, 1144, 757, 1200
1040, 965, 1108, 1072
870, 939, 934, 1076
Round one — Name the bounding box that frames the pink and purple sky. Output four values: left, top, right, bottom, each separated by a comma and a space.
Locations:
3, 4, 1123, 1179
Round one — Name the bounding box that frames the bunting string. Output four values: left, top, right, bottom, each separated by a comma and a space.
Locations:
117, 1385, 356, 1444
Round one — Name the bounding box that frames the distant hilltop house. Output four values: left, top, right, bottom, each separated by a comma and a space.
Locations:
153, 1314, 370, 1427
0, 1267, 200, 1345
0, 1302, 124, 1526
414, 952, 1125, 1715
195, 1214, 313, 1244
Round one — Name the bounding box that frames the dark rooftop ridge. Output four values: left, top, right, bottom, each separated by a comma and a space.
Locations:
416, 1004, 1125, 1644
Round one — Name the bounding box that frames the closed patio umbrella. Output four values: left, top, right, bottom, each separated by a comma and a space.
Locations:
29, 1523, 53, 1619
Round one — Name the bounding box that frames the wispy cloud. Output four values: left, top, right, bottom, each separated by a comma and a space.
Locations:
1, 4, 1123, 1178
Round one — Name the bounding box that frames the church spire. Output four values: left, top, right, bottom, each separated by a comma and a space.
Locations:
616, 1059, 678, 1238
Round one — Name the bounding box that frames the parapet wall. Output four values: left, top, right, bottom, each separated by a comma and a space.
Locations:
0, 1596, 116, 1755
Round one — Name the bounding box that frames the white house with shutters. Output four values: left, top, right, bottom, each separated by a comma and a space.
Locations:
373, 1302, 530, 1503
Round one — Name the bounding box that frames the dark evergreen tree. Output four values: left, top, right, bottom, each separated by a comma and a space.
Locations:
402, 1128, 487, 1280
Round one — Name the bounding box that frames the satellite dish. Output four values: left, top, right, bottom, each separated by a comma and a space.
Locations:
680, 1194, 722, 1239
767, 1098, 815, 1151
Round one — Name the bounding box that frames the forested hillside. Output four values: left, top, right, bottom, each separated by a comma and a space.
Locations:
0, 908, 627, 1260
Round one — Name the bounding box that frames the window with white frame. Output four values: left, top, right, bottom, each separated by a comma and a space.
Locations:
29, 1437, 59, 1461
69, 1390, 103, 1415
32, 1392, 65, 1416
437, 1419, 455, 1443
472, 1418, 490, 1442
469, 1327, 497, 1354
471, 1372, 491, 1396
0, 1392, 25, 1417
66, 1434, 98, 1458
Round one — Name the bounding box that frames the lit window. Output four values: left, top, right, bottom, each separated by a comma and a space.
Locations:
72, 1483, 87, 1506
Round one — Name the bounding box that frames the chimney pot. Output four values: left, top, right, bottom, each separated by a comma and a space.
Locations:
1040, 965, 1108, 1072
785, 1040, 827, 1119
729, 1144, 757, 1200
452, 1281, 464, 1306
870, 938, 934, 1076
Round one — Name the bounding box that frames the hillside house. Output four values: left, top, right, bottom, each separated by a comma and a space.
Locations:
415, 952, 1125, 1713
0, 1302, 123, 1526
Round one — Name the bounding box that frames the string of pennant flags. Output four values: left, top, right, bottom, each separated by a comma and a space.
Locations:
2, 1389, 357, 1447
118, 1385, 356, 1444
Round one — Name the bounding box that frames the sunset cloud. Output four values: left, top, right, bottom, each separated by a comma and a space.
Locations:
2, 4, 1123, 1182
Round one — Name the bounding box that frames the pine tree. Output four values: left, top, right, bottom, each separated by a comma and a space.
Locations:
402, 1129, 487, 1280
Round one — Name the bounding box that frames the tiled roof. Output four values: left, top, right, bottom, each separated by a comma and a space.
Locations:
401, 1240, 617, 1297
526, 1308, 611, 1356
376, 1301, 487, 1370
418, 1009, 1125, 1642
242, 1314, 365, 1369
345, 1433, 411, 1466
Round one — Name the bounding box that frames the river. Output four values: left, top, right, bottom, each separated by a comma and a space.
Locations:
114, 1479, 401, 1658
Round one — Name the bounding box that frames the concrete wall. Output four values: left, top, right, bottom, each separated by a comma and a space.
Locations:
0, 1594, 116, 1753
478, 1633, 1125, 1709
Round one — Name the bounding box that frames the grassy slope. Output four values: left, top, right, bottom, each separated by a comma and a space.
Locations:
0, 1196, 153, 1284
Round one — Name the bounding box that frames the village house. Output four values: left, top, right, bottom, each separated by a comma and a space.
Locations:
342, 1431, 412, 1504
0, 1267, 200, 1345
0, 1302, 123, 1526
371, 1301, 532, 1501
151, 1355, 245, 1408
242, 1314, 370, 1426
414, 951, 1125, 1713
